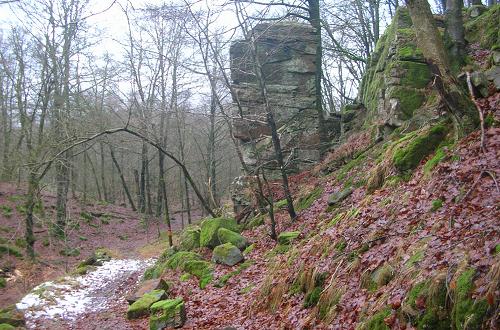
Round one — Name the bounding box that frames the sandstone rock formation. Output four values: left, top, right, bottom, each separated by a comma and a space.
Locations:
230, 22, 339, 171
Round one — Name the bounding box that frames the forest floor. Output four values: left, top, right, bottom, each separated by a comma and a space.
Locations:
0, 183, 201, 313
1, 93, 499, 329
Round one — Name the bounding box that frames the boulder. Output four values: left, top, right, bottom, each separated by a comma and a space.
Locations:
485, 66, 500, 91
327, 187, 354, 207
471, 71, 489, 97
217, 228, 248, 251
0, 306, 25, 327
468, 4, 487, 18
200, 217, 239, 248
277, 231, 300, 245
126, 289, 167, 319
126, 279, 170, 305
149, 298, 186, 329
212, 243, 244, 266
179, 227, 201, 251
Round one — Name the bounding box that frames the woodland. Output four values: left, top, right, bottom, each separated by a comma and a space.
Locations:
0, 0, 499, 329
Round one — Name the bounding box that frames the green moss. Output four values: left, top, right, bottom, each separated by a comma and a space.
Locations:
328, 213, 344, 227
0, 324, 15, 330
359, 308, 391, 330
406, 250, 424, 267
178, 227, 200, 251
334, 240, 347, 252
244, 214, 264, 230
389, 87, 426, 119
214, 260, 254, 287
277, 231, 300, 245
295, 187, 323, 212
0, 206, 12, 218
59, 247, 80, 257
149, 298, 185, 329
217, 228, 248, 250
336, 155, 366, 181
392, 61, 431, 88
451, 268, 489, 330
80, 211, 93, 221
126, 289, 166, 319
239, 284, 255, 294
0, 245, 22, 258
183, 260, 213, 289
165, 251, 201, 269
423, 148, 446, 175
0, 278, 6, 288
274, 199, 287, 209
465, 4, 500, 49
495, 244, 500, 255
393, 125, 448, 172
431, 199, 443, 212
199, 217, 239, 248
243, 243, 255, 255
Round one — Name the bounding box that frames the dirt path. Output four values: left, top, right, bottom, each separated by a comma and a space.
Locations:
16, 258, 155, 330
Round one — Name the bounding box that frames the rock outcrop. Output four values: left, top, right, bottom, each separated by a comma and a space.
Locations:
230, 22, 339, 171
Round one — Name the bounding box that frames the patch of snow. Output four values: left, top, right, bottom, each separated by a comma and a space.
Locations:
17, 258, 155, 327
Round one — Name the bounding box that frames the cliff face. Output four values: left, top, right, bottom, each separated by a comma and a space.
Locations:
230, 22, 339, 171
358, 8, 433, 139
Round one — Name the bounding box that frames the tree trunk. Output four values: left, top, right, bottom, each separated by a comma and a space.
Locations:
109, 145, 136, 211
405, 0, 478, 135
25, 171, 38, 259
87, 151, 102, 201
445, 0, 466, 61
134, 169, 141, 209
159, 151, 173, 246
100, 142, 108, 202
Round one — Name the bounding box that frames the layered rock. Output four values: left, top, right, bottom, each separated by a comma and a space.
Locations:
230, 22, 339, 171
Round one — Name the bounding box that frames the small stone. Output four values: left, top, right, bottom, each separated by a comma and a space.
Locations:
493, 51, 500, 66
212, 243, 244, 266
149, 298, 186, 329
485, 66, 500, 91
327, 187, 354, 207
277, 231, 300, 245
126, 279, 170, 305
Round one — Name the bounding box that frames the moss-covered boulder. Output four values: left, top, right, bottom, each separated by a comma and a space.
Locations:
178, 226, 201, 251
217, 228, 248, 250
212, 243, 244, 266
164, 252, 213, 289
465, 4, 500, 50
393, 124, 447, 172
127, 279, 170, 305
0, 324, 15, 330
0, 306, 25, 327
243, 214, 264, 230
126, 289, 167, 319
327, 187, 353, 207
149, 298, 186, 329
200, 217, 239, 248
277, 231, 300, 245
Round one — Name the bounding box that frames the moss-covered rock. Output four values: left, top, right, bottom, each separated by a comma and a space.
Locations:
212, 243, 243, 266
199, 217, 239, 248
393, 125, 448, 172
217, 228, 248, 250
127, 279, 170, 305
178, 226, 200, 251
149, 298, 186, 330
126, 289, 167, 319
277, 231, 300, 245
465, 4, 500, 50
0, 324, 15, 330
183, 260, 213, 289
327, 187, 353, 207
0, 278, 6, 288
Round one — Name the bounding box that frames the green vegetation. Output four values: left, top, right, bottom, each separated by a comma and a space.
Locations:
358, 308, 391, 330
214, 260, 254, 287
451, 268, 489, 330
431, 199, 443, 212
393, 125, 448, 172
199, 217, 239, 248
244, 214, 264, 230
465, 4, 500, 49
0, 245, 22, 258
149, 298, 185, 329
423, 148, 446, 175
295, 187, 323, 212
0, 278, 6, 288
178, 226, 201, 251
406, 250, 424, 267
277, 231, 300, 245
0, 206, 12, 218
217, 228, 248, 250
126, 289, 166, 319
